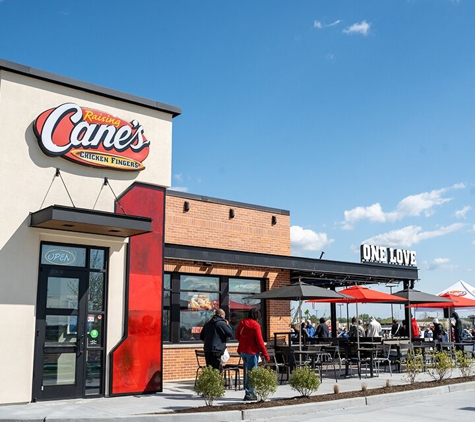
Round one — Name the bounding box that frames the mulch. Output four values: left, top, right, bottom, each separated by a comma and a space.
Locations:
172, 375, 475, 413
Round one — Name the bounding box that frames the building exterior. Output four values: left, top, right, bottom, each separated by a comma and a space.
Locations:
0, 59, 419, 405
0, 59, 179, 404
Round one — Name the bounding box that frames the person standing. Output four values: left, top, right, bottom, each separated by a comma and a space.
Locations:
316, 317, 330, 338
235, 308, 270, 401
411, 316, 420, 339
200, 308, 234, 371
349, 317, 365, 338
367, 316, 382, 338
432, 318, 443, 350
391, 319, 402, 338
452, 311, 463, 351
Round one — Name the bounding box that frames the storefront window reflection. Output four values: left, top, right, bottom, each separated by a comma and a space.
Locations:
229, 278, 262, 336
162, 274, 171, 342
163, 274, 264, 343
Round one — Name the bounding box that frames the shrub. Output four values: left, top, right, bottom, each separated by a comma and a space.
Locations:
454, 349, 475, 377
193, 366, 225, 406
361, 382, 367, 392
402, 348, 424, 384
333, 384, 340, 394
248, 366, 278, 401
427, 350, 453, 381
289, 365, 321, 397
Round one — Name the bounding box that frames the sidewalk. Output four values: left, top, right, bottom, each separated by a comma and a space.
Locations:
0, 370, 473, 421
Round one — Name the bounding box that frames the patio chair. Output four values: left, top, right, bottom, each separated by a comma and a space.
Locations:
342, 342, 362, 379
264, 349, 291, 384
222, 355, 242, 390
373, 344, 392, 376
194, 350, 207, 386
314, 348, 339, 383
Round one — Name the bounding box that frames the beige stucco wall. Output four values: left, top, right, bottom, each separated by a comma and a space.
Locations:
0, 68, 175, 404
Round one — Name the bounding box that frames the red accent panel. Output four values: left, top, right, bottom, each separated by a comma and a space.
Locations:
111, 184, 164, 395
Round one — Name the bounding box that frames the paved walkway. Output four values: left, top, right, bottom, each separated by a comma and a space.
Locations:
0, 369, 473, 421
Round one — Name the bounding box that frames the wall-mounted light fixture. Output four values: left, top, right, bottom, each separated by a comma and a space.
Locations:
183, 201, 190, 212
202, 262, 212, 267
229, 208, 235, 219
271, 215, 277, 226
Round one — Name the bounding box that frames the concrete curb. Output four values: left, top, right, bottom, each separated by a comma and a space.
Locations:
5, 381, 475, 421
43, 411, 244, 422
448, 380, 475, 392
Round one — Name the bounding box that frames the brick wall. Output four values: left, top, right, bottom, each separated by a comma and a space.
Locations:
163, 193, 292, 382
162, 260, 292, 381
165, 194, 290, 255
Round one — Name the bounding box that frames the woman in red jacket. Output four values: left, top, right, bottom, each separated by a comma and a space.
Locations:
235, 308, 270, 401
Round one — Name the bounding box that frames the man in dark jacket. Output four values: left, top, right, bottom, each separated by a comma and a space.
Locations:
316, 317, 330, 338
200, 308, 234, 371
452, 311, 463, 351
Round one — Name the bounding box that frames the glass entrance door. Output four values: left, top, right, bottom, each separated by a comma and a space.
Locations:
33, 244, 107, 401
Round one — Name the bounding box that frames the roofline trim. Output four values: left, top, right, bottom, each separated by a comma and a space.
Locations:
0, 58, 181, 117
166, 190, 290, 215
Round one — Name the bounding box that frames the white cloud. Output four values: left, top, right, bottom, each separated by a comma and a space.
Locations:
174, 173, 184, 183
290, 225, 334, 254
313, 20, 323, 29
342, 184, 465, 229
314, 19, 341, 30
343, 20, 371, 36
327, 20, 342, 27
454, 206, 471, 219
362, 223, 465, 248
423, 257, 458, 271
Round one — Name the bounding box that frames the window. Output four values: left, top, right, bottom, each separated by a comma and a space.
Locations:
180, 275, 219, 342
229, 278, 262, 337
163, 273, 265, 343
162, 274, 171, 342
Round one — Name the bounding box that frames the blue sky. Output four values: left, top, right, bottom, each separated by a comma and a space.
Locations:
2, 0, 474, 318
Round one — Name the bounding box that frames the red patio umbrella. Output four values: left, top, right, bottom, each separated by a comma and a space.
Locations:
307, 285, 407, 304
411, 293, 475, 308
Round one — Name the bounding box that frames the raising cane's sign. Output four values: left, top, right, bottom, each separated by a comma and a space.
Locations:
33, 103, 150, 171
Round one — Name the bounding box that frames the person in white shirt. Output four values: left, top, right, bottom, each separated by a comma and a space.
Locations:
366, 316, 382, 337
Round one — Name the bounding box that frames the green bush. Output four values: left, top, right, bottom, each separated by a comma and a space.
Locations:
427, 350, 453, 381
454, 349, 475, 377
402, 348, 424, 384
248, 366, 278, 401
289, 365, 321, 397
193, 366, 225, 406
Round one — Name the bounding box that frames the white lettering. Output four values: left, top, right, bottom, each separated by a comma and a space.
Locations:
361, 244, 371, 261
388, 248, 397, 264
40, 103, 83, 154
360, 244, 417, 266
396, 249, 403, 265
38, 103, 149, 156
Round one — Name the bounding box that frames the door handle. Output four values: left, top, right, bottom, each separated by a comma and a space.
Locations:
77, 335, 85, 356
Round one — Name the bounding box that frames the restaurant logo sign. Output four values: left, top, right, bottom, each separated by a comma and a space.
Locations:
34, 103, 150, 171
447, 290, 467, 297
360, 244, 417, 267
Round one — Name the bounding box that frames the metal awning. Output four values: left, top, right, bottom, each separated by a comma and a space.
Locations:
164, 244, 419, 287
29, 205, 152, 238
